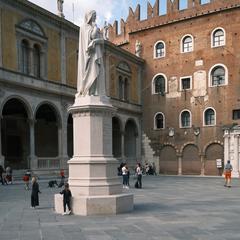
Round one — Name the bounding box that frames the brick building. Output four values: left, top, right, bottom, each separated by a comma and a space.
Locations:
109, 0, 240, 176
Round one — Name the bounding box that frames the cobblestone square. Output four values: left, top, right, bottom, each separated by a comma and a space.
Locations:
1, 176, 240, 240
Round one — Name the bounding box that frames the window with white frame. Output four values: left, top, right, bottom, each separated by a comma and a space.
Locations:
182, 35, 193, 53
204, 108, 215, 126
180, 110, 191, 128
153, 75, 166, 94
233, 109, 240, 120
180, 76, 192, 90
210, 66, 225, 86
155, 41, 165, 58
154, 113, 165, 129
212, 28, 225, 47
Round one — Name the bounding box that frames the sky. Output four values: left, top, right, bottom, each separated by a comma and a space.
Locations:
28, 0, 163, 27
28, 0, 210, 28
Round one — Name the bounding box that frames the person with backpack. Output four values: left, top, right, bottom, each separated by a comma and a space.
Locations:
224, 160, 233, 188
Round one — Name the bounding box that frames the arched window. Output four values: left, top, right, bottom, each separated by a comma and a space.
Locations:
153, 74, 166, 94
154, 41, 165, 58
212, 28, 225, 47
33, 44, 41, 77
182, 35, 193, 53
154, 113, 165, 129
21, 39, 30, 74
118, 76, 123, 100
204, 108, 216, 126
210, 66, 225, 86
124, 77, 128, 101
16, 19, 47, 78
180, 110, 191, 128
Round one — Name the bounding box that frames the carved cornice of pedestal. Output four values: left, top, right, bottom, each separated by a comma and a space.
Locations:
71, 109, 114, 118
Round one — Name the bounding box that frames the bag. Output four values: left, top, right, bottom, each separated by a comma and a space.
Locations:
135, 181, 139, 188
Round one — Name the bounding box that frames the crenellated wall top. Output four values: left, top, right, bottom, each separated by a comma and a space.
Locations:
109, 0, 240, 45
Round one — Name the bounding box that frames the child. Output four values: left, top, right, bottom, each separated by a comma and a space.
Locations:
60, 183, 72, 215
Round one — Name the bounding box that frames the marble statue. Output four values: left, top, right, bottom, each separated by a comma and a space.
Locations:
77, 10, 104, 96
102, 21, 109, 40
57, 0, 64, 17
135, 40, 142, 57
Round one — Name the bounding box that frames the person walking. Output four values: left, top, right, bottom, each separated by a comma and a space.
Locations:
60, 183, 72, 215
31, 177, 41, 208
224, 160, 233, 188
135, 163, 143, 189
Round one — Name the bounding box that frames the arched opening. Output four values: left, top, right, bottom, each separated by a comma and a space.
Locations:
67, 115, 73, 158
112, 117, 122, 158
159, 145, 178, 174
205, 143, 224, 176
124, 120, 137, 164
182, 144, 201, 175
35, 104, 58, 158
1, 98, 30, 169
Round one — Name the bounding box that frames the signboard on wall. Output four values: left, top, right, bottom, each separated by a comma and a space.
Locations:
216, 159, 222, 168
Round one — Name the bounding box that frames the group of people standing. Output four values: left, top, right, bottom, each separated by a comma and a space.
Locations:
119, 163, 143, 189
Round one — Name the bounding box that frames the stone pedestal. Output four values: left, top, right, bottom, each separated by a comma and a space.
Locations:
55, 96, 133, 215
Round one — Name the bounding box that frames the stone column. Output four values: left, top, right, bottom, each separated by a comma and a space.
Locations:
177, 154, 182, 175
200, 154, 205, 176
121, 131, 125, 162
29, 119, 37, 169
55, 96, 133, 215
61, 117, 69, 169
232, 135, 239, 177
58, 125, 63, 168
223, 130, 230, 166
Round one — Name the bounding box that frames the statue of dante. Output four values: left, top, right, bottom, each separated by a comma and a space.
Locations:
77, 10, 104, 96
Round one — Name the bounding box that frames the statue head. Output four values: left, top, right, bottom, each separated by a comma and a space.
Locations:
85, 10, 96, 24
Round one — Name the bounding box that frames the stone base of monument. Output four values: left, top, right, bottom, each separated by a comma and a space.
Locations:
55, 193, 133, 215
54, 95, 134, 215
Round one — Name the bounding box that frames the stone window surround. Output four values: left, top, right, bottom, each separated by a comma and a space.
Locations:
116, 62, 131, 102
208, 63, 228, 87
179, 109, 192, 128
203, 107, 216, 127
16, 25, 48, 79
151, 73, 168, 95
154, 112, 165, 130
179, 75, 192, 91
153, 40, 166, 59
211, 27, 226, 48
180, 34, 194, 53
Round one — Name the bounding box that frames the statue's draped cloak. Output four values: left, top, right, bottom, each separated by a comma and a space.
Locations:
77, 11, 102, 96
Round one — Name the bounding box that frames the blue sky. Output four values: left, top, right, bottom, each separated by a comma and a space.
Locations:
28, 0, 210, 28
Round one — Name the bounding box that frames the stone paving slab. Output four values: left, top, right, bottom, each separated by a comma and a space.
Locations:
1, 176, 240, 239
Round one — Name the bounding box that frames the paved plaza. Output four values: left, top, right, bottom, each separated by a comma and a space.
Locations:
1, 175, 240, 240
